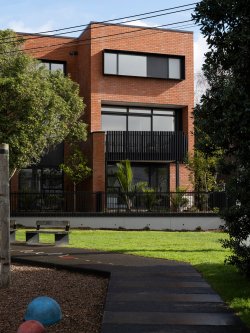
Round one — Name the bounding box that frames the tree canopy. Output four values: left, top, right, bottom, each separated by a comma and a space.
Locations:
193, 0, 250, 275
0, 30, 87, 178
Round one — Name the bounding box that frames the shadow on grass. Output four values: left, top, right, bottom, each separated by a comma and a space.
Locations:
104, 248, 226, 253
195, 262, 250, 328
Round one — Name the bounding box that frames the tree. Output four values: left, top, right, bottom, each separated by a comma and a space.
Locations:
186, 150, 223, 192
194, 72, 209, 105
60, 147, 91, 211
193, 0, 250, 275
0, 30, 87, 179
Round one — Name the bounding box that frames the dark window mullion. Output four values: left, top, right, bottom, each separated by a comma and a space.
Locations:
126, 106, 129, 131
116, 53, 119, 75
167, 58, 169, 79
151, 110, 153, 132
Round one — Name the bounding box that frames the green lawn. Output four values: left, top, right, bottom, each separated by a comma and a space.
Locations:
16, 230, 250, 326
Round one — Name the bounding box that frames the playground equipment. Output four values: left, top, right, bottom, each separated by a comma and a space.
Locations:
24, 296, 62, 326
17, 320, 46, 333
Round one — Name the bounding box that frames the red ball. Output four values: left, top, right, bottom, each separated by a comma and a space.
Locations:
17, 320, 46, 333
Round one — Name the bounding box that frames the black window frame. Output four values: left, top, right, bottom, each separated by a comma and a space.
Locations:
39, 59, 67, 75
101, 105, 181, 132
103, 49, 185, 80
19, 167, 64, 193
106, 162, 170, 192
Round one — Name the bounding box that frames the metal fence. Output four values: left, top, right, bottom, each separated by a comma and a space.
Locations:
10, 191, 227, 215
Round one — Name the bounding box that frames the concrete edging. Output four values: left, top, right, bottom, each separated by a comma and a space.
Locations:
12, 216, 224, 231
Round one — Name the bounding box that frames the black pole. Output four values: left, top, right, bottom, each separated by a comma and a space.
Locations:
176, 161, 180, 189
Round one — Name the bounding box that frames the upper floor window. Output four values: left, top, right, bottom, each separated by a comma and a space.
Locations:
102, 106, 176, 132
40, 60, 66, 74
103, 50, 184, 80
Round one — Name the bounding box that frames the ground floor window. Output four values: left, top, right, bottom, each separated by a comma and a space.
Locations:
19, 168, 63, 193
107, 162, 169, 192
18, 168, 63, 211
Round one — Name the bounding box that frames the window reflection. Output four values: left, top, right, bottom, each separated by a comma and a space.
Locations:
40, 61, 65, 73
102, 106, 176, 132
118, 54, 147, 77
102, 114, 126, 131
128, 116, 151, 131
107, 163, 168, 192
19, 168, 63, 193
153, 116, 175, 131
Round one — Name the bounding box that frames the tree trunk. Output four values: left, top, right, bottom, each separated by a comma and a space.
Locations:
0, 143, 11, 288
73, 182, 76, 212
9, 168, 17, 180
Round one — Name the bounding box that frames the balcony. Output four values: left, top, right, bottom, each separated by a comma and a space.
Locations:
106, 131, 188, 162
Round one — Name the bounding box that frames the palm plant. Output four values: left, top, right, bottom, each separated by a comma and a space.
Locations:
116, 160, 135, 210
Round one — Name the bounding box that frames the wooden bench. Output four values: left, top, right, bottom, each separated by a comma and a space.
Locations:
25, 220, 70, 246
10, 219, 17, 243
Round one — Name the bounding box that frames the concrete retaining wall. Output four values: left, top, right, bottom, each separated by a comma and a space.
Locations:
13, 216, 224, 231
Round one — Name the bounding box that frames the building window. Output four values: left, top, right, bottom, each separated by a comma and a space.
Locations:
119, 54, 147, 77
102, 114, 127, 131
40, 60, 66, 73
107, 163, 169, 192
19, 168, 63, 193
104, 50, 184, 80
19, 143, 64, 193
168, 58, 181, 79
101, 106, 177, 132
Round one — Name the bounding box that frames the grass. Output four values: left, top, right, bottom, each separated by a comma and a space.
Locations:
16, 229, 250, 326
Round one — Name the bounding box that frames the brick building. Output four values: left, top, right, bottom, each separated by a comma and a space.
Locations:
11, 22, 194, 205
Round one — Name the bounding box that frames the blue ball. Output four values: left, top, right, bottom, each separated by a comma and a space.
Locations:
24, 296, 62, 326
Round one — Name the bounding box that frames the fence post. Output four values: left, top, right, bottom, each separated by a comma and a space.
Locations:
0, 143, 10, 288
96, 192, 103, 212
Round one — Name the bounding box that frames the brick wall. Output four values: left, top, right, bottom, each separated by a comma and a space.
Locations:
89, 23, 194, 191
17, 24, 194, 193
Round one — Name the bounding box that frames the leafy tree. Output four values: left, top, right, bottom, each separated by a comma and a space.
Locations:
186, 150, 223, 192
193, 0, 250, 275
194, 71, 209, 105
60, 146, 91, 211
0, 30, 87, 178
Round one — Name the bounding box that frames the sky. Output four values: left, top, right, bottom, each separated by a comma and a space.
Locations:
0, 0, 208, 74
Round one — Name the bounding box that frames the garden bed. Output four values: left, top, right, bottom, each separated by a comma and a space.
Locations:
0, 264, 108, 333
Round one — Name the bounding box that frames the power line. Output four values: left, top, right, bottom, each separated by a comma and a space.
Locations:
18, 6, 195, 43
1, 19, 194, 56
0, 2, 198, 44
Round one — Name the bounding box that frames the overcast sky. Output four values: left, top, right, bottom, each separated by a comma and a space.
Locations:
0, 0, 208, 73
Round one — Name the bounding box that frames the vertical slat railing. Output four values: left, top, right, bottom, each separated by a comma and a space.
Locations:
106, 131, 188, 161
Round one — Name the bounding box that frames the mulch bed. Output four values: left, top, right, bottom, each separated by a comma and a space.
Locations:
0, 264, 108, 333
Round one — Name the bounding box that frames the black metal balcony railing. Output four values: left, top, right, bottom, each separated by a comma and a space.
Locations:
10, 191, 227, 215
106, 131, 188, 162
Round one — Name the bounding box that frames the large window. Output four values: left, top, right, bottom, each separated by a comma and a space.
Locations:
19, 143, 64, 193
107, 163, 169, 192
102, 106, 177, 132
104, 50, 184, 80
19, 168, 63, 193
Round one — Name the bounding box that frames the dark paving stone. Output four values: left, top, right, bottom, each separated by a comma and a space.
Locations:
106, 292, 222, 303
110, 279, 210, 288
101, 324, 249, 333
109, 285, 215, 294
103, 311, 240, 326
112, 270, 201, 278
113, 272, 203, 283
104, 301, 231, 313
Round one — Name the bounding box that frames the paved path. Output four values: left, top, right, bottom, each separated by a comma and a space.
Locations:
11, 245, 248, 333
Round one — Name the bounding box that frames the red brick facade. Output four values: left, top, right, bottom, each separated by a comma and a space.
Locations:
14, 23, 194, 193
